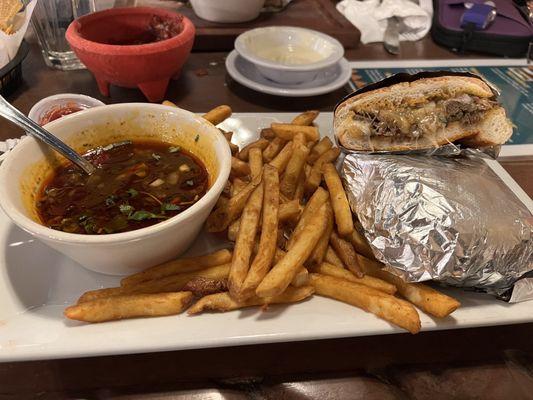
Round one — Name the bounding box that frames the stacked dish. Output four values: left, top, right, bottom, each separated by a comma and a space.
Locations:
227, 27, 351, 97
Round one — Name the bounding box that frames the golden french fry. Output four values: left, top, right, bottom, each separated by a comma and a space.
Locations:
231, 157, 251, 177
227, 218, 240, 241
330, 231, 363, 277
269, 141, 294, 174
293, 132, 307, 148
287, 187, 329, 250
248, 147, 264, 181
348, 227, 375, 260
216, 195, 229, 209
256, 202, 328, 298
223, 131, 233, 142
357, 255, 460, 318
228, 183, 264, 298
263, 137, 286, 162
308, 137, 333, 164
239, 165, 280, 299
325, 245, 345, 268
323, 163, 354, 237
238, 138, 270, 161
65, 292, 193, 323
292, 110, 319, 126
231, 177, 247, 197
305, 147, 341, 194
271, 123, 319, 142
162, 100, 177, 107
291, 267, 309, 287
309, 274, 421, 334
188, 286, 314, 315
206, 174, 261, 232
280, 144, 309, 199
261, 127, 276, 140
307, 201, 333, 268
203, 105, 232, 125
315, 262, 396, 295
121, 249, 232, 287
78, 264, 231, 304
293, 166, 307, 203
279, 199, 301, 223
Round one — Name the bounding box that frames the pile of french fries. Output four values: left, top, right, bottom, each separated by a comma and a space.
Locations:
64, 105, 461, 334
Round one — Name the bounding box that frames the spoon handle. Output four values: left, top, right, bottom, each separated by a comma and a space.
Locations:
0, 95, 95, 175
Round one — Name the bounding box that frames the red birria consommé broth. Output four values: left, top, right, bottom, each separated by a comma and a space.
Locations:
36, 140, 208, 234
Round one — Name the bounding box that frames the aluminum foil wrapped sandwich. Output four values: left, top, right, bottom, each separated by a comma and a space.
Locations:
334, 71, 532, 300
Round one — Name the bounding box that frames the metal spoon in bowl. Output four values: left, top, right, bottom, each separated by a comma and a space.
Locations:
0, 95, 96, 175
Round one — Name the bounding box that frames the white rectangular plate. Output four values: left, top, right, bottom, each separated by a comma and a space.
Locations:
0, 113, 532, 362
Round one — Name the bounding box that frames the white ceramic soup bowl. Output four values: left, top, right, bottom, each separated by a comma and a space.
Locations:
234, 26, 344, 85
190, 0, 265, 23
0, 103, 231, 276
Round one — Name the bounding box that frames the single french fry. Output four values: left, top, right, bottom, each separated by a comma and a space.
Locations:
263, 137, 286, 162
279, 199, 301, 223
121, 249, 232, 287
216, 195, 229, 209
291, 267, 309, 287
188, 286, 314, 315
162, 100, 177, 107
330, 231, 363, 277
292, 110, 319, 126
65, 292, 193, 323
308, 137, 333, 164
315, 262, 396, 295
287, 187, 329, 249
348, 226, 375, 260
203, 105, 232, 125
239, 166, 280, 299
238, 138, 270, 161
248, 147, 264, 181
269, 141, 293, 174
357, 255, 461, 318
231, 177, 247, 196
231, 157, 251, 177
222, 131, 233, 142
305, 147, 341, 195
228, 183, 264, 298
206, 174, 261, 232
78, 264, 231, 304
325, 245, 345, 268
227, 218, 240, 242
293, 166, 307, 204
309, 274, 421, 334
293, 132, 307, 148
271, 123, 319, 142
323, 163, 354, 237
280, 144, 309, 199
307, 201, 333, 268
256, 202, 328, 298
261, 127, 276, 140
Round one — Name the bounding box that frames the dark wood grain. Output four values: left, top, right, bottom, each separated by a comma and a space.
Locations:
182, 0, 361, 51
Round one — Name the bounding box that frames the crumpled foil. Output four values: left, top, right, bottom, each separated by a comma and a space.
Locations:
342, 153, 533, 300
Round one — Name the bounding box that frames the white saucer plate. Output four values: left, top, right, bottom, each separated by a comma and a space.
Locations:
226, 50, 352, 97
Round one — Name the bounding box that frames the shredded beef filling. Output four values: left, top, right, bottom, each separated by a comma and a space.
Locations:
356, 94, 496, 138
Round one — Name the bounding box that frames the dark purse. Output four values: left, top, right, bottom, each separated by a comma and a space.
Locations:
431, 0, 532, 57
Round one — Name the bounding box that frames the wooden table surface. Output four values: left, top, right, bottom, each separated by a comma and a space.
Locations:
1, 38, 532, 399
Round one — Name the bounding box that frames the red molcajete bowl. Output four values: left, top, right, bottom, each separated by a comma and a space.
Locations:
66, 7, 195, 102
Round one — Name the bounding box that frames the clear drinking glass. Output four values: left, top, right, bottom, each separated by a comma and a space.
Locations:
31, 0, 96, 70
